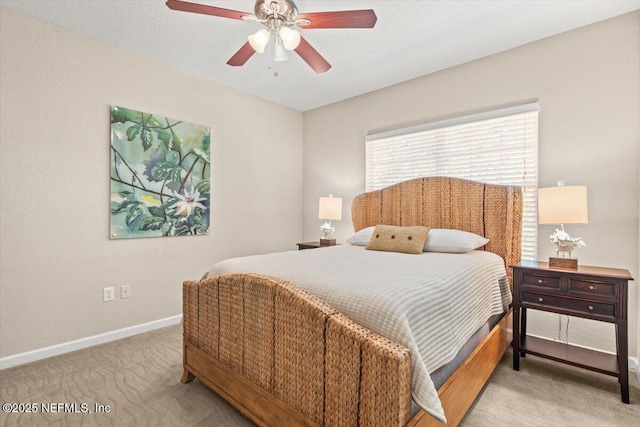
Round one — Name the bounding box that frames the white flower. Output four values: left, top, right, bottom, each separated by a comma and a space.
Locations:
320, 222, 333, 231
549, 228, 586, 251
551, 229, 571, 241
171, 187, 207, 217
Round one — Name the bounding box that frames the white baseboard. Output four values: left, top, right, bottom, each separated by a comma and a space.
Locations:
0, 314, 182, 370
527, 333, 639, 377
630, 357, 640, 385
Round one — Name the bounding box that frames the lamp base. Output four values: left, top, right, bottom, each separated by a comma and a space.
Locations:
549, 257, 578, 270
320, 238, 336, 246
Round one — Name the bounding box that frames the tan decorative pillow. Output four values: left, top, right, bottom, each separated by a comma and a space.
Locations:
366, 225, 430, 254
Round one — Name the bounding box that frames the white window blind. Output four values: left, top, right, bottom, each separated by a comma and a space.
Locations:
366, 103, 539, 261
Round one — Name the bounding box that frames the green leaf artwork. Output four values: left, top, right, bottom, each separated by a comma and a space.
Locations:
110, 106, 210, 239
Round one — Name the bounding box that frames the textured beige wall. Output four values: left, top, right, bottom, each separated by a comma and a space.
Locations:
303, 12, 639, 357
0, 8, 303, 357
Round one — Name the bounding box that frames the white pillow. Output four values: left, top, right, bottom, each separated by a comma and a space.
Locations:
346, 226, 376, 246
423, 229, 489, 253
347, 227, 489, 253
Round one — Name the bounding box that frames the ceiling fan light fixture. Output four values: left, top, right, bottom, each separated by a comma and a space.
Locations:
279, 26, 301, 50
254, 0, 298, 21
273, 39, 289, 62
166, 0, 377, 74
248, 28, 270, 53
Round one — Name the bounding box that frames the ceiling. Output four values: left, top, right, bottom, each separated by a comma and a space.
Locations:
1, 0, 638, 111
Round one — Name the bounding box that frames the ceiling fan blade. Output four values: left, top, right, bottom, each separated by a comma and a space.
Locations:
297, 10, 377, 29
295, 37, 331, 74
227, 42, 256, 66
166, 0, 249, 21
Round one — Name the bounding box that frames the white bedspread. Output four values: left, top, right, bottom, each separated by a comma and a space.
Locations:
205, 245, 511, 423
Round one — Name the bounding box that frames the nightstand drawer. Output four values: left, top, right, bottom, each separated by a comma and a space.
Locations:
522, 292, 615, 319
522, 273, 560, 290
568, 279, 616, 299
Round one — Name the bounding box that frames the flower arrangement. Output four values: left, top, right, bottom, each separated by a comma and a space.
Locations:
549, 228, 586, 258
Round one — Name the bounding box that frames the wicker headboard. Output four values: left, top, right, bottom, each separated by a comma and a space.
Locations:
351, 177, 523, 285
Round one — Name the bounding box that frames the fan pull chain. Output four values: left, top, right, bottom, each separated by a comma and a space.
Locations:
265, 37, 279, 77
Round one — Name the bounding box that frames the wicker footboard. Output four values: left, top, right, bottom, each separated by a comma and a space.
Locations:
183, 273, 413, 427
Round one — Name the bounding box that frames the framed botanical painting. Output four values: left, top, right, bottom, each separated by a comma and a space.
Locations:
110, 106, 210, 239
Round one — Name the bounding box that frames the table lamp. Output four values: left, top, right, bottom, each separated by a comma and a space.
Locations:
318, 194, 342, 246
538, 181, 588, 269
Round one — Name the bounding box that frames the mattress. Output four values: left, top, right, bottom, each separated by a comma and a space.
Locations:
409, 310, 505, 417
205, 244, 511, 423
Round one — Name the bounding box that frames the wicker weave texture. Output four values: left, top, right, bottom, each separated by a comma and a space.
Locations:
325, 314, 411, 427
324, 315, 363, 427
242, 275, 276, 391
183, 273, 414, 426
183, 281, 199, 347
274, 282, 337, 424
351, 176, 522, 285
359, 335, 412, 427
218, 275, 244, 372
198, 278, 218, 358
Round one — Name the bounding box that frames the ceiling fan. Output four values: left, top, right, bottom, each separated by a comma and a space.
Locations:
166, 0, 377, 74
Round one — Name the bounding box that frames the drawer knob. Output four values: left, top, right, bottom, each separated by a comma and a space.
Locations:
588, 305, 594, 311
538, 279, 544, 284
588, 285, 596, 290
538, 297, 544, 302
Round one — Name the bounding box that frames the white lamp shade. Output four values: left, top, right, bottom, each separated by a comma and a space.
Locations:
318, 195, 342, 220
273, 41, 289, 62
279, 27, 301, 50
538, 186, 588, 224
248, 29, 270, 53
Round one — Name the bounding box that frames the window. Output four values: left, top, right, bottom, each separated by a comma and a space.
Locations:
366, 103, 539, 260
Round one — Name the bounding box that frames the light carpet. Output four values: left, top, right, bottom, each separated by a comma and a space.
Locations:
1, 324, 638, 427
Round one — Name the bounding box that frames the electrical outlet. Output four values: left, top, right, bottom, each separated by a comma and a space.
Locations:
103, 287, 115, 302
121, 284, 131, 299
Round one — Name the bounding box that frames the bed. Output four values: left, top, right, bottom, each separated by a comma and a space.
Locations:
181, 176, 523, 426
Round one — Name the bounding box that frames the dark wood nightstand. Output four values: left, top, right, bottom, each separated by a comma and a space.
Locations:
296, 241, 339, 250
511, 261, 633, 403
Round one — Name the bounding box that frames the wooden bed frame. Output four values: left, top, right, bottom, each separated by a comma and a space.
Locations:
182, 177, 522, 426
